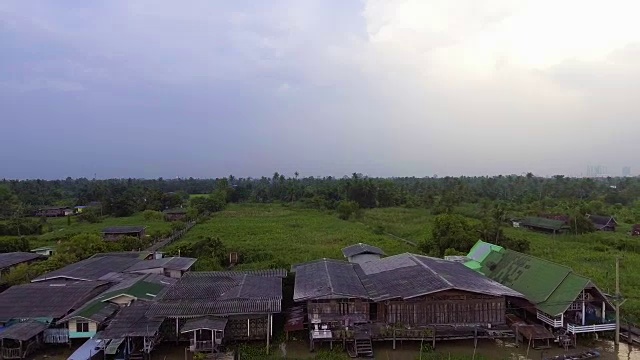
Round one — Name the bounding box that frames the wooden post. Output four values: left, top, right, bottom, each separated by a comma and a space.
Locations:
616, 256, 621, 345
515, 326, 519, 347
602, 301, 606, 323
432, 326, 436, 350
474, 325, 478, 348
175, 318, 179, 344
266, 314, 270, 355
212, 329, 215, 354
393, 328, 396, 350
581, 291, 586, 326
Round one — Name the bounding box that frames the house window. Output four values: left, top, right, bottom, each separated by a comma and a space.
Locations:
76, 321, 90, 333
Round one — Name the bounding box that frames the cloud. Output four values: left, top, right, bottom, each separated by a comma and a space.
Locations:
1, 0, 640, 178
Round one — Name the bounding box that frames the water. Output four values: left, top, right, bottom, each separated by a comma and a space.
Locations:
24, 339, 640, 359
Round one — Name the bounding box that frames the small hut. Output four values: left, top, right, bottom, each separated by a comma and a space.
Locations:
0, 321, 48, 359
180, 316, 227, 354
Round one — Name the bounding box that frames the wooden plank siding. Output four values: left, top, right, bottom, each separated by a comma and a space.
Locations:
307, 299, 369, 317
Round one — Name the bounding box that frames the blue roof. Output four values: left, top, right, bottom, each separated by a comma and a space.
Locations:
68, 338, 105, 360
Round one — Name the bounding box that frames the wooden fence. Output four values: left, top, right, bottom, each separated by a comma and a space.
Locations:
146, 221, 196, 252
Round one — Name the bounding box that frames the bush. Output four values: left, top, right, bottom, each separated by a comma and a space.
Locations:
336, 200, 359, 220
77, 207, 103, 223
0, 219, 42, 236
142, 210, 164, 221
0, 237, 30, 252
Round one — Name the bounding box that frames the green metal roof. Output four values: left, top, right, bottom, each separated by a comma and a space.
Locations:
519, 217, 569, 231
465, 240, 599, 316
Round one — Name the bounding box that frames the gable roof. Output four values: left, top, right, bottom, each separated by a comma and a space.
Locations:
181, 316, 228, 333
125, 257, 196, 273
292, 259, 368, 301
101, 226, 146, 234
0, 281, 109, 322
342, 243, 386, 258
59, 274, 176, 323
147, 271, 283, 318
292, 252, 522, 303
587, 214, 618, 228
519, 217, 569, 231
0, 252, 42, 269
465, 240, 604, 316
32, 256, 142, 282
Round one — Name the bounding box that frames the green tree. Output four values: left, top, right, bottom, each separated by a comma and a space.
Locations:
431, 214, 476, 256
59, 234, 106, 260
569, 213, 596, 235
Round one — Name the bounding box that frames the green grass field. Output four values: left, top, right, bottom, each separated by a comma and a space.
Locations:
27, 213, 173, 248
165, 203, 416, 270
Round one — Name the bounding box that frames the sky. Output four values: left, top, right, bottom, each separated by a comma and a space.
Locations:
1, 0, 639, 179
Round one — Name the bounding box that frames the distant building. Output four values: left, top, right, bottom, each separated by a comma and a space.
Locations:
341, 243, 386, 264
101, 226, 146, 241
164, 208, 188, 221
586, 214, 618, 232
35, 206, 71, 217
623, 166, 632, 177
30, 247, 55, 257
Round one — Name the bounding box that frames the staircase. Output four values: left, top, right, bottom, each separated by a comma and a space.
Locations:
354, 337, 373, 358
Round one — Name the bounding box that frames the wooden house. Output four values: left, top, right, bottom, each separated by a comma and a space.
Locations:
95, 302, 164, 360
465, 240, 616, 336
0, 321, 49, 359
164, 208, 188, 221
518, 217, 569, 234
586, 214, 618, 232
342, 243, 386, 264
58, 274, 176, 340
34, 206, 71, 217
31, 255, 142, 283
0, 253, 43, 282
292, 253, 523, 354
146, 269, 286, 355
101, 226, 146, 242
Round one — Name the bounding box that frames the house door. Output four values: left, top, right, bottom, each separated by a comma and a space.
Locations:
367, 303, 376, 321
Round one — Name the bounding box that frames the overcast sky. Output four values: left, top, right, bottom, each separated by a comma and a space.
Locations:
1, 0, 639, 179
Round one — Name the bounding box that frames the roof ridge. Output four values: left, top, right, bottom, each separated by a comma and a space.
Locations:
409, 254, 454, 288
324, 260, 335, 295
236, 274, 247, 298
504, 248, 574, 273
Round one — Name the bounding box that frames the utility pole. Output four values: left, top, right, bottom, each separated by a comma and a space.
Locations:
615, 256, 626, 345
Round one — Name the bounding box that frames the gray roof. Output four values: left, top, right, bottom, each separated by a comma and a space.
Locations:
101, 226, 146, 234
126, 257, 197, 273
342, 243, 386, 258
181, 316, 228, 333
0, 321, 49, 341
91, 251, 155, 259
217, 269, 288, 278
33, 256, 142, 282
0, 281, 109, 322
97, 302, 162, 339
293, 253, 523, 302
292, 259, 368, 301
0, 252, 42, 270
147, 271, 283, 317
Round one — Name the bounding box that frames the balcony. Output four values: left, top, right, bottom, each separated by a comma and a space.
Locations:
536, 311, 563, 328
567, 322, 616, 334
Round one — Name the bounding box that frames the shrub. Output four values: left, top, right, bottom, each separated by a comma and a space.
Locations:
336, 200, 359, 220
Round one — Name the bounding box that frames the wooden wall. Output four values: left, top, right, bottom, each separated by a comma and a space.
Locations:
307, 299, 369, 318
379, 290, 506, 326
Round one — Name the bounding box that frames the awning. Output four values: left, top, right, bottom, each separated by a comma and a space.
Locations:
180, 317, 228, 333
0, 321, 48, 341
104, 338, 125, 355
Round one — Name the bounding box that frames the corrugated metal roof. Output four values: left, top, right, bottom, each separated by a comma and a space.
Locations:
293, 251, 522, 302
0, 321, 49, 341
33, 256, 142, 282
519, 217, 568, 231
465, 240, 606, 316
0, 252, 42, 269
181, 316, 228, 332
126, 257, 196, 272
97, 302, 162, 339
148, 271, 283, 317
293, 259, 368, 301
341, 243, 386, 258
0, 281, 109, 322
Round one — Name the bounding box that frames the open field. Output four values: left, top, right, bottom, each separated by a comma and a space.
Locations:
165, 203, 416, 269
16, 213, 173, 249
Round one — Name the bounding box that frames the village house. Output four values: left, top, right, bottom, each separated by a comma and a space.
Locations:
164, 208, 188, 221
465, 240, 615, 338
517, 217, 570, 234
586, 214, 618, 232
145, 269, 285, 356
0, 281, 112, 358
101, 226, 146, 242
292, 246, 523, 356
31, 255, 142, 283
341, 243, 386, 264
57, 274, 176, 340
34, 206, 72, 217
30, 247, 55, 257
0, 252, 43, 282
